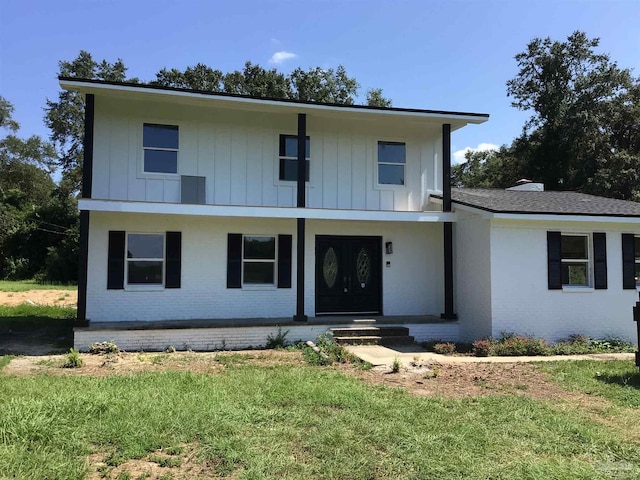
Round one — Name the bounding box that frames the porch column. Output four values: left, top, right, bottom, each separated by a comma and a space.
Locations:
441, 123, 457, 320
294, 113, 308, 322
77, 93, 95, 327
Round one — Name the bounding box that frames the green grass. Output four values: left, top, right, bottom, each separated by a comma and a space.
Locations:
540, 360, 640, 408
0, 356, 13, 371
1, 363, 640, 479
0, 304, 76, 332
0, 280, 77, 292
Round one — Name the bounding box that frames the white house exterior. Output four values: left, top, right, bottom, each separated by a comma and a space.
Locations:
60, 78, 640, 352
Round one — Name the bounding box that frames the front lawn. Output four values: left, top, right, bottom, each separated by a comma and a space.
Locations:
0, 280, 77, 292
1, 354, 640, 479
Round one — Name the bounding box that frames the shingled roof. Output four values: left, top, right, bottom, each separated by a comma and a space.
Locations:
437, 188, 640, 217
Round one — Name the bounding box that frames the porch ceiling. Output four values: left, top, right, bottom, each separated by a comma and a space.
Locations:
78, 199, 455, 222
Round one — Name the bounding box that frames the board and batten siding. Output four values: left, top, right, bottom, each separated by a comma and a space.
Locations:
91, 97, 442, 211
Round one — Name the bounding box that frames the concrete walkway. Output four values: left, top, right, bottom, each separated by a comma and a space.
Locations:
345, 344, 636, 367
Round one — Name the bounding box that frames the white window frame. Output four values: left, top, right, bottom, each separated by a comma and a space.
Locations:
375, 139, 407, 189
125, 232, 165, 291
560, 233, 591, 289
141, 123, 180, 177
242, 234, 277, 289
277, 134, 310, 183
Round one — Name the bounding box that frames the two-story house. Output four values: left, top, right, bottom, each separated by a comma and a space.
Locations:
62, 78, 640, 353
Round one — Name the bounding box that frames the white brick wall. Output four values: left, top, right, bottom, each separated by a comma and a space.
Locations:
455, 212, 493, 341
489, 219, 640, 343
87, 212, 444, 323
74, 322, 459, 351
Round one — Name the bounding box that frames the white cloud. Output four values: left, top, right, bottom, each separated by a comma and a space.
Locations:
453, 143, 499, 165
269, 51, 297, 65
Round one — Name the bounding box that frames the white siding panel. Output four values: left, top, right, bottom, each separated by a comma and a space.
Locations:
351, 136, 367, 210
92, 103, 110, 199
145, 179, 164, 202
214, 126, 231, 204
110, 116, 128, 200
336, 133, 352, 209
127, 119, 145, 201
245, 127, 263, 206
380, 190, 394, 211
262, 130, 278, 207
322, 131, 338, 209
197, 122, 215, 204
230, 128, 248, 205
164, 179, 180, 203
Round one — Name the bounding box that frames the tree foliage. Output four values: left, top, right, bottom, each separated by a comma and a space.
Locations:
455, 31, 640, 200
0, 96, 78, 282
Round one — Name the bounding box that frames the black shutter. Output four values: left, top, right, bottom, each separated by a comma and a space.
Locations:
622, 233, 636, 289
107, 231, 125, 290
277, 234, 293, 288
547, 231, 562, 290
165, 232, 181, 288
593, 232, 607, 289
227, 233, 242, 288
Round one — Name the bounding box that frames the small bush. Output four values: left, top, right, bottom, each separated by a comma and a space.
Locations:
472, 339, 492, 357
61, 348, 83, 368
492, 334, 549, 356
433, 342, 456, 355
391, 357, 401, 373
301, 335, 371, 369
89, 340, 119, 355
266, 328, 289, 349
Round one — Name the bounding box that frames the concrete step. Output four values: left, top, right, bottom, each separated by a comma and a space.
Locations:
334, 335, 415, 346
330, 326, 410, 338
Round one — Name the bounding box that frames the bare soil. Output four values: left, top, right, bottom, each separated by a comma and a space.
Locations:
0, 289, 77, 307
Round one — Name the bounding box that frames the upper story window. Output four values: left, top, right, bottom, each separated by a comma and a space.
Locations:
243, 236, 276, 285
561, 234, 590, 286
127, 233, 164, 285
377, 141, 406, 186
143, 124, 178, 174
279, 134, 310, 182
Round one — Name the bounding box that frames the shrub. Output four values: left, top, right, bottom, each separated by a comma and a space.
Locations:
88, 340, 119, 354
433, 342, 456, 355
492, 334, 549, 356
391, 357, 401, 373
61, 348, 83, 368
266, 328, 289, 349
472, 339, 492, 357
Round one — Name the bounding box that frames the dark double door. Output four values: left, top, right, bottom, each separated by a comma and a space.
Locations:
315, 236, 382, 315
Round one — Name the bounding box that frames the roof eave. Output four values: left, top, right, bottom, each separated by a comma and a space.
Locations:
58, 77, 490, 124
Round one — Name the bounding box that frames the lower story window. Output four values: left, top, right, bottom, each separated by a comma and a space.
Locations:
561, 234, 590, 286
127, 233, 164, 285
243, 236, 276, 285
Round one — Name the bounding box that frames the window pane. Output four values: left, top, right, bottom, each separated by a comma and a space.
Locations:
281, 135, 310, 158
144, 150, 178, 174
635, 236, 640, 260
143, 124, 178, 149
128, 234, 164, 259
243, 262, 275, 284
244, 237, 275, 260
279, 159, 310, 181
128, 261, 163, 284
561, 235, 587, 259
378, 164, 405, 185
636, 264, 640, 286
561, 262, 588, 286
378, 142, 405, 164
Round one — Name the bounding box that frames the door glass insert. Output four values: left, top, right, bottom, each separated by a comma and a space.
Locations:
356, 248, 370, 285
323, 247, 338, 288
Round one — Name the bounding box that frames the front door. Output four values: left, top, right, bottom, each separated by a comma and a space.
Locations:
315, 236, 382, 315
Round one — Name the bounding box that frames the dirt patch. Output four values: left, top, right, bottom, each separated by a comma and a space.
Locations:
0, 289, 77, 307
86, 444, 229, 480
2, 350, 304, 377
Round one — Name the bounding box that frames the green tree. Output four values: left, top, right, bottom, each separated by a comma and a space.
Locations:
505, 31, 639, 196
44, 51, 135, 192
366, 88, 392, 107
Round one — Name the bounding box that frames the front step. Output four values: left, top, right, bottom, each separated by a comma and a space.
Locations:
333, 335, 415, 346
331, 326, 414, 346
331, 326, 410, 338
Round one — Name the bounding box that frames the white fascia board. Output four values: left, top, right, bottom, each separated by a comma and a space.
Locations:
452, 202, 640, 224
491, 213, 640, 224
59, 79, 488, 125
78, 199, 455, 222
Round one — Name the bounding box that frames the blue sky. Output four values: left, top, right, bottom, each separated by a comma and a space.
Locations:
1, 0, 638, 165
